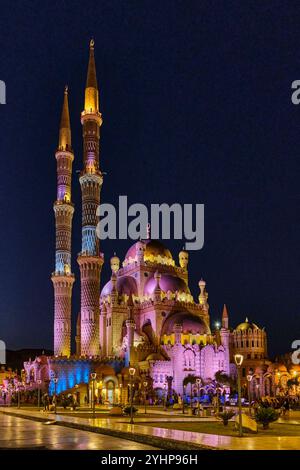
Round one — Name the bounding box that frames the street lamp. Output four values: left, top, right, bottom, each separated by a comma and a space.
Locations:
119, 383, 123, 405
196, 378, 201, 400
129, 367, 136, 424
90, 373, 97, 419
246, 373, 253, 416
182, 384, 187, 414
98, 380, 103, 406
37, 379, 42, 410
234, 354, 244, 437
17, 382, 21, 409
163, 383, 167, 411
196, 378, 201, 413
256, 383, 260, 400
53, 377, 58, 414
143, 381, 148, 414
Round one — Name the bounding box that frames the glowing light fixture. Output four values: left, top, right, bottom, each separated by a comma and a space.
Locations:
234, 354, 244, 367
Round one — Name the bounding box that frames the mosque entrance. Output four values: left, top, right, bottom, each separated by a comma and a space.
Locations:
106, 380, 115, 404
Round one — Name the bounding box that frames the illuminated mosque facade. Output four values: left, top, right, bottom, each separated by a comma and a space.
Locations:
23, 42, 299, 403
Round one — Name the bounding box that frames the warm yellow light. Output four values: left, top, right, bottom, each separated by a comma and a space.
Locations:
84, 87, 99, 113
234, 354, 244, 367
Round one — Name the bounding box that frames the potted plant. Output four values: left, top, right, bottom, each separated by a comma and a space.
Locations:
254, 407, 279, 429
217, 410, 235, 426
122, 405, 138, 416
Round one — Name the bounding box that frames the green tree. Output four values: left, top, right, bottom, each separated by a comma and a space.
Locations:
215, 371, 236, 389
255, 407, 279, 429
183, 374, 198, 403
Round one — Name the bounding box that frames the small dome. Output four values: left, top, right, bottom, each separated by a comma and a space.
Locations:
125, 239, 173, 263
101, 276, 138, 297
144, 273, 189, 295
146, 352, 166, 361
236, 318, 260, 331
162, 312, 208, 336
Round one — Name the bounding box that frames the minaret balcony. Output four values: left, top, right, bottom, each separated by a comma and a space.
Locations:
81, 109, 102, 126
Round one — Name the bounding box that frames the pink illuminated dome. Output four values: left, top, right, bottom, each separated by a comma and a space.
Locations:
144, 273, 190, 295
100, 275, 138, 297
162, 312, 208, 335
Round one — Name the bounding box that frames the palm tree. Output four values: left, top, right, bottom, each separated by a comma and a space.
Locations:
215, 371, 235, 389
183, 374, 199, 411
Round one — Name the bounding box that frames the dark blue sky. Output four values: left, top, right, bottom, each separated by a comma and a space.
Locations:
0, 1, 299, 357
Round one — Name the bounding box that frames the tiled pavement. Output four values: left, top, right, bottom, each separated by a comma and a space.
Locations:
1, 407, 300, 450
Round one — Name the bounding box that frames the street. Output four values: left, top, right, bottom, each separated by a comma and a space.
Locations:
0, 413, 158, 450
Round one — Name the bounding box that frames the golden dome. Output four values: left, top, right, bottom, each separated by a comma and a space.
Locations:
125, 239, 173, 263
236, 317, 260, 331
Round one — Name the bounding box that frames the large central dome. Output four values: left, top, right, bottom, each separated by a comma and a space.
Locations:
144, 273, 189, 295
125, 239, 173, 263
162, 312, 208, 336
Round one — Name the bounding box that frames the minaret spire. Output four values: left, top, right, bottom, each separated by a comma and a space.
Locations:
52, 87, 75, 357
58, 85, 71, 150
222, 304, 229, 329
84, 39, 99, 113
78, 40, 104, 357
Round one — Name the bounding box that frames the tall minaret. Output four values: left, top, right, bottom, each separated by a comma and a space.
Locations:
78, 40, 104, 356
51, 86, 75, 357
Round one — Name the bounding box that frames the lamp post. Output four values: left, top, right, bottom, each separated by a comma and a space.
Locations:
276, 371, 281, 396
182, 384, 186, 414
98, 380, 103, 406
129, 367, 136, 424
163, 383, 167, 411
216, 387, 221, 415
143, 381, 148, 414
119, 383, 122, 405
256, 383, 260, 400
234, 354, 244, 437
190, 381, 194, 414
17, 383, 21, 409
37, 379, 42, 410
90, 373, 97, 419
246, 373, 253, 416
53, 377, 58, 414
75, 384, 79, 406
196, 378, 201, 401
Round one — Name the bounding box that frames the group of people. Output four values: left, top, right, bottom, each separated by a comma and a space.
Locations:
42, 392, 79, 411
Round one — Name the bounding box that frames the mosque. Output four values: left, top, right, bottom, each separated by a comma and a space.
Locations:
23, 41, 299, 404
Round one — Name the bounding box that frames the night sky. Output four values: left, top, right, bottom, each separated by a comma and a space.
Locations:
0, 1, 299, 357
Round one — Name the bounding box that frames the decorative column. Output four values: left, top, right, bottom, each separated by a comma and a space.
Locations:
126, 296, 135, 366
78, 40, 104, 356
51, 86, 75, 357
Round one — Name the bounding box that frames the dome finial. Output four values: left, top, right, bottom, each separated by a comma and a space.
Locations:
245, 316, 249, 323
64, 84, 68, 94
84, 38, 98, 112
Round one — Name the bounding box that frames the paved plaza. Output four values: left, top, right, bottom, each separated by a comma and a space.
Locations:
0, 412, 159, 450
1, 407, 300, 450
